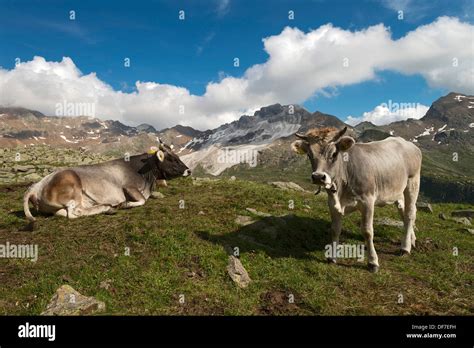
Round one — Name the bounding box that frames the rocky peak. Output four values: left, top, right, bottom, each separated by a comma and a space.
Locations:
422, 92, 474, 128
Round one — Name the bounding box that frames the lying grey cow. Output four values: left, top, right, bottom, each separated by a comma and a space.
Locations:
292, 127, 422, 272
23, 141, 190, 220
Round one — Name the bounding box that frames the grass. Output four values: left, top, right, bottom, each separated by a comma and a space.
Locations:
0, 178, 472, 315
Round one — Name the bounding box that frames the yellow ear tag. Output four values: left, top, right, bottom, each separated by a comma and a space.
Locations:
148, 146, 158, 154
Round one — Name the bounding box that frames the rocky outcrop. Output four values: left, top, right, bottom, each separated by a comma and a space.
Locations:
227, 256, 251, 288
41, 285, 105, 315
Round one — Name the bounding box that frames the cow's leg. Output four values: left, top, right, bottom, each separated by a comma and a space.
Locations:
43, 170, 83, 219
402, 174, 420, 253
327, 201, 342, 264
66, 200, 80, 219
360, 198, 379, 272
74, 204, 114, 216
55, 209, 67, 217
120, 187, 146, 209
396, 199, 405, 222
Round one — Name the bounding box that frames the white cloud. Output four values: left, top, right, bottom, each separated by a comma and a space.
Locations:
0, 16, 472, 131
346, 102, 430, 126
216, 0, 231, 17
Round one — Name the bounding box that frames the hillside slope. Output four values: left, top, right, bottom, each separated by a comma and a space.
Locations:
0, 179, 472, 315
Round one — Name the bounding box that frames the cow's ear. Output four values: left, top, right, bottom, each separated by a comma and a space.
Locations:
156, 150, 165, 162
336, 136, 355, 152
291, 140, 307, 155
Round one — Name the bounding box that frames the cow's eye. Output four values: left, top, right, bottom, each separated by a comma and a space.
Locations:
331, 151, 338, 160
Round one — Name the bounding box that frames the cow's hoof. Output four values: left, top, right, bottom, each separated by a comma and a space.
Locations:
105, 208, 118, 215
327, 258, 337, 264
399, 249, 410, 257
368, 264, 379, 273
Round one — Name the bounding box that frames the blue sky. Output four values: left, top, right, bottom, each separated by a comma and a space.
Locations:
0, 0, 472, 129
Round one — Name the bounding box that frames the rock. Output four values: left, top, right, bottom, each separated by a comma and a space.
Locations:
416, 202, 433, 213
452, 217, 471, 226
23, 173, 42, 182
235, 215, 254, 226
227, 256, 251, 288
246, 208, 271, 217
150, 191, 165, 199
99, 279, 112, 290
230, 176, 236, 181
374, 217, 404, 228
198, 211, 205, 215
13, 164, 35, 173
451, 210, 474, 219
270, 181, 305, 192
41, 285, 105, 315
439, 213, 447, 220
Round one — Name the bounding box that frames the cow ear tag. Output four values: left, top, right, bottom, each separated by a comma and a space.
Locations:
156, 150, 165, 162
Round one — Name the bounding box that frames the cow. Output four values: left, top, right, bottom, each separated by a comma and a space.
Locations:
291, 126, 422, 272
23, 140, 190, 221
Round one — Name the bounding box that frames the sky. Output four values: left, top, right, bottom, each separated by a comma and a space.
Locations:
0, 0, 473, 130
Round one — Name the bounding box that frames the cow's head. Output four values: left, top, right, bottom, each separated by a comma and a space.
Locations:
291, 127, 355, 188
146, 140, 191, 180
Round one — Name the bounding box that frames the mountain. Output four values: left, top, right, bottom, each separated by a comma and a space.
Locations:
180, 104, 348, 175
0, 107, 197, 156
356, 92, 474, 148
136, 123, 157, 133
0, 92, 472, 201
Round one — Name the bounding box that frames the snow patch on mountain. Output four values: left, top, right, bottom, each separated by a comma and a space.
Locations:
60, 135, 79, 144
182, 143, 268, 176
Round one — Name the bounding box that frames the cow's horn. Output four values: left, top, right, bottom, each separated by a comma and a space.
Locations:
295, 133, 308, 140
156, 150, 165, 162
332, 127, 347, 142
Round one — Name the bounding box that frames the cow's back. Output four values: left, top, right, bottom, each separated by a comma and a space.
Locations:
345, 137, 421, 200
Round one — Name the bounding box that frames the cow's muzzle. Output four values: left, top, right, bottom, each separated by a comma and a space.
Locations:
311, 172, 327, 184
311, 171, 333, 190
182, 169, 192, 177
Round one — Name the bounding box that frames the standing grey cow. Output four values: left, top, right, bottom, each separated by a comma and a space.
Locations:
291, 127, 422, 272
23, 141, 190, 221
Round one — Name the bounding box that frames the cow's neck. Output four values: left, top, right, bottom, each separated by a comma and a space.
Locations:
332, 156, 349, 198
129, 154, 161, 192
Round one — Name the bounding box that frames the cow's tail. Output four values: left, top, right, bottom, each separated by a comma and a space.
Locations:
23, 184, 37, 222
